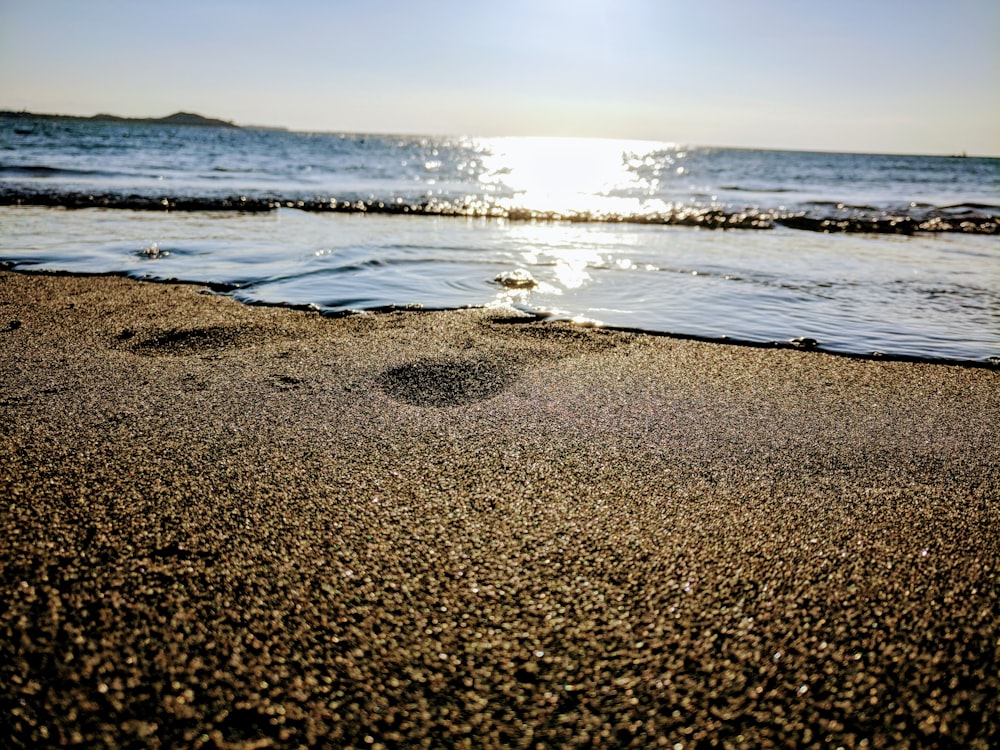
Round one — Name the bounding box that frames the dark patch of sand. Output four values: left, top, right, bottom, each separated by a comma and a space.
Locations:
118, 325, 262, 356
379, 355, 520, 407
1, 270, 997, 748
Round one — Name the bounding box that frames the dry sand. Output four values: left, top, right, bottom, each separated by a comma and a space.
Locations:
1, 269, 997, 748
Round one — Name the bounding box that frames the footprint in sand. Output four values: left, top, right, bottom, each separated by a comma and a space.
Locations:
378, 355, 519, 407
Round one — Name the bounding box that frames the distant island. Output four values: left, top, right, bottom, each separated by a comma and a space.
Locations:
0, 110, 239, 129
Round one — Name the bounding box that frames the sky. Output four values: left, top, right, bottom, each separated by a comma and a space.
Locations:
1, 0, 998, 155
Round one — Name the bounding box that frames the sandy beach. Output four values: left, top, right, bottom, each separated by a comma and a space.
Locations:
1, 269, 997, 748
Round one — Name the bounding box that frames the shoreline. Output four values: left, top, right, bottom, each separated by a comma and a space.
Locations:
1, 270, 997, 747
5, 265, 999, 371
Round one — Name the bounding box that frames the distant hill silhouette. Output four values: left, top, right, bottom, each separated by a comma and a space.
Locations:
0, 109, 239, 129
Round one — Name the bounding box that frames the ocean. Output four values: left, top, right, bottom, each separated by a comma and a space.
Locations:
1, 115, 998, 364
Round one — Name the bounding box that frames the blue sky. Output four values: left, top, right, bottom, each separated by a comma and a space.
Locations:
1, 0, 997, 154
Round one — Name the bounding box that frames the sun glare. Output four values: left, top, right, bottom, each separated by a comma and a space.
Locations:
478, 136, 674, 217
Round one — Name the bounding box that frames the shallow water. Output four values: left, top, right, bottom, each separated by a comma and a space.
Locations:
2, 205, 997, 363
1, 116, 998, 363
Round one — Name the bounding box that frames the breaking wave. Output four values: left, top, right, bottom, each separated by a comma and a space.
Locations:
1, 188, 997, 234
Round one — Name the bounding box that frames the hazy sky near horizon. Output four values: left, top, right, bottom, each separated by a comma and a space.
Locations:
1, 0, 997, 154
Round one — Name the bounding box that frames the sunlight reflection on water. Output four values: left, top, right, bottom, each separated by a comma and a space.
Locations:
477, 136, 680, 217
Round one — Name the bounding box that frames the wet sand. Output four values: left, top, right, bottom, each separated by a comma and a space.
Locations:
1, 269, 997, 748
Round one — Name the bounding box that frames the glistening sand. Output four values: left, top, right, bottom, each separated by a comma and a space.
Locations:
1, 271, 997, 747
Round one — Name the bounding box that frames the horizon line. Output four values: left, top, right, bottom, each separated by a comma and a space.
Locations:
3, 107, 996, 160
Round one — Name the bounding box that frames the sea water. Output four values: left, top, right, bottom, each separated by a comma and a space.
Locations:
1, 116, 997, 363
